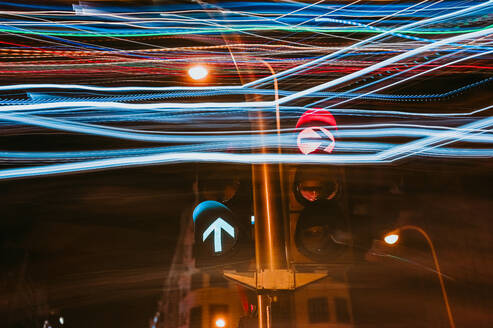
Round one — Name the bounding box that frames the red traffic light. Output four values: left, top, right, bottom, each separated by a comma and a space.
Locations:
296, 109, 337, 155
295, 109, 337, 129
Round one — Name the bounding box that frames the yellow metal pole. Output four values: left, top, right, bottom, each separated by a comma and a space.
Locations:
252, 60, 288, 272
218, 29, 288, 326
250, 61, 288, 328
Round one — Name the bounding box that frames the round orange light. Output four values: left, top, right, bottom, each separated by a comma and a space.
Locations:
188, 65, 208, 80
384, 234, 399, 245
215, 318, 226, 328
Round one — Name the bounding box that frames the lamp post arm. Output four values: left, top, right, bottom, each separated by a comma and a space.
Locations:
399, 225, 455, 328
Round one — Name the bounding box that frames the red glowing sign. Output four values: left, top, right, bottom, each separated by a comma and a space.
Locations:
296, 109, 337, 155
297, 126, 335, 155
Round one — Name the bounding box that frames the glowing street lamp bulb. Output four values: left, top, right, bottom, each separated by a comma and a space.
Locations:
215, 318, 226, 328
384, 234, 399, 245
188, 65, 208, 80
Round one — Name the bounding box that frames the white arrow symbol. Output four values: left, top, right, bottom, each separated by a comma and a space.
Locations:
202, 218, 235, 253
297, 126, 335, 155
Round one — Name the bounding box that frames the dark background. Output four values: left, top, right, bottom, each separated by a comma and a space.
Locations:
1, 164, 194, 328
2, 159, 492, 328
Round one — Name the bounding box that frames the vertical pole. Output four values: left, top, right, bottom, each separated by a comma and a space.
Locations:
398, 225, 455, 328
251, 111, 288, 328
252, 162, 287, 271
250, 62, 289, 328
260, 60, 291, 266
222, 32, 288, 326
257, 294, 268, 328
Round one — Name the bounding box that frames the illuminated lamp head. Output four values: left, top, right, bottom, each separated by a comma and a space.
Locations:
215, 318, 226, 328
384, 233, 399, 245
188, 65, 208, 80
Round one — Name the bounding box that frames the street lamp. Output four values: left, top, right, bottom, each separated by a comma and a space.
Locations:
383, 233, 399, 245
215, 317, 226, 328
383, 225, 455, 328
188, 65, 208, 80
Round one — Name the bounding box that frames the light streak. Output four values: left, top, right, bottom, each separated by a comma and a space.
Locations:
244, 0, 493, 87
279, 26, 493, 104
0, 1, 490, 180
1, 115, 492, 180
308, 45, 493, 108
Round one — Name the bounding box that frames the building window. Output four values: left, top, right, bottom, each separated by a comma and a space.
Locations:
190, 306, 202, 328
334, 297, 350, 323
209, 273, 229, 288
307, 297, 329, 323
191, 273, 202, 290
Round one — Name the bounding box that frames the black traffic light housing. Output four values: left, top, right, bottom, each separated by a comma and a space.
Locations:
294, 200, 351, 262
193, 165, 254, 269
288, 165, 353, 267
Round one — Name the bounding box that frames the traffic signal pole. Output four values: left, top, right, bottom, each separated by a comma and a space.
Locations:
252, 61, 289, 275
220, 60, 327, 328
252, 164, 288, 271
251, 105, 289, 328
212, 24, 329, 328
242, 59, 290, 328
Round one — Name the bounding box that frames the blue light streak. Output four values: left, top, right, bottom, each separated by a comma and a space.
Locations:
0, 0, 491, 180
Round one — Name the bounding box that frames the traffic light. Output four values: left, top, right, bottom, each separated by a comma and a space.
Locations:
288, 165, 353, 267
294, 199, 349, 262
290, 109, 353, 267
192, 165, 254, 269
296, 109, 337, 155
